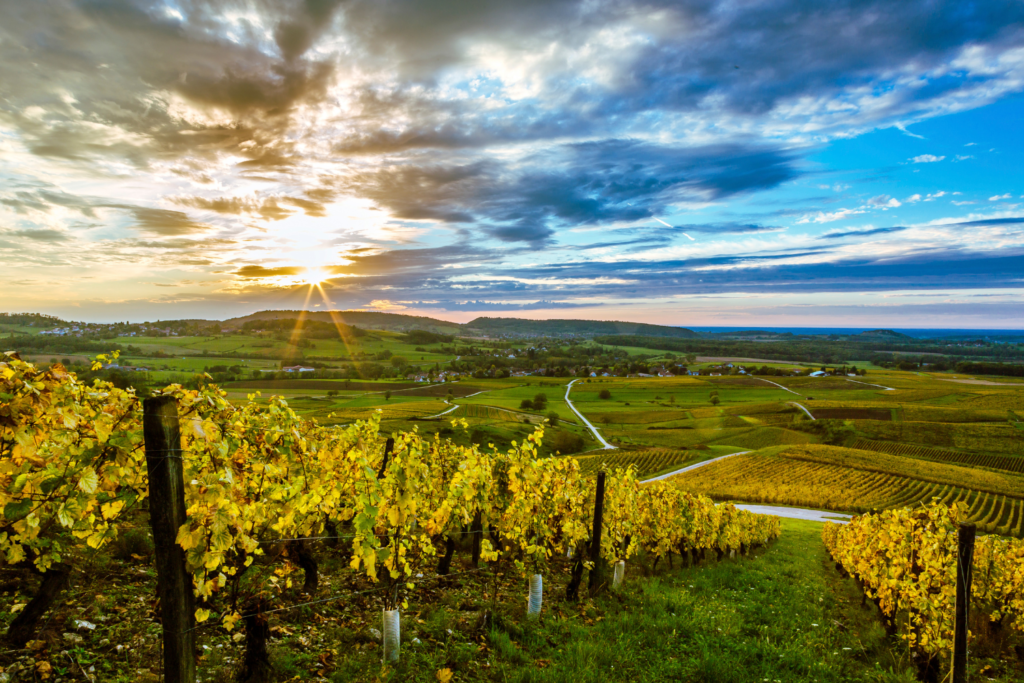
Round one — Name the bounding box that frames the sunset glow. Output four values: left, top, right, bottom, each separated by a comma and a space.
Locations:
0, 1, 1021, 327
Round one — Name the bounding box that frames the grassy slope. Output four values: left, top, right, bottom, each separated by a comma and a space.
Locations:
325, 520, 935, 682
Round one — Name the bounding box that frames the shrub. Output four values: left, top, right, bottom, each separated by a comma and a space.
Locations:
551, 430, 585, 454
599, 389, 612, 399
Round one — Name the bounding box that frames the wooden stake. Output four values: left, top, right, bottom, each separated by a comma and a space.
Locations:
588, 471, 606, 595
952, 522, 975, 683
143, 395, 196, 683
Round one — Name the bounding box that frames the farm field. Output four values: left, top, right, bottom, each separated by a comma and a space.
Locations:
670, 444, 1024, 536
5, 339, 1024, 681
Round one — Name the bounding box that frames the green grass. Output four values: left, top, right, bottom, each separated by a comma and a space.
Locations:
322, 519, 940, 682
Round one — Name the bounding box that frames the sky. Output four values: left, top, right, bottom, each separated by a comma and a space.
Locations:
2, 0, 1024, 329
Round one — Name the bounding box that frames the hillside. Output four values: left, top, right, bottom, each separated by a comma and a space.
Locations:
464, 317, 699, 338
221, 309, 463, 334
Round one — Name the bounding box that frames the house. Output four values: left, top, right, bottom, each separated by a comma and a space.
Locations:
282, 365, 316, 373
809, 371, 826, 377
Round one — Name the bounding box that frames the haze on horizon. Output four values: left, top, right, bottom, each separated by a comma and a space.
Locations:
2, 1, 1024, 329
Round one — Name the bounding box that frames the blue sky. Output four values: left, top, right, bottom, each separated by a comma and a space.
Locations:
1, 0, 1023, 328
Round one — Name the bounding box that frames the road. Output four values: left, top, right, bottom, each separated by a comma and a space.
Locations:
846, 379, 894, 391
638, 450, 854, 524
425, 404, 459, 418
789, 402, 815, 420
565, 379, 616, 450
754, 377, 802, 395
734, 504, 852, 524
639, 451, 750, 483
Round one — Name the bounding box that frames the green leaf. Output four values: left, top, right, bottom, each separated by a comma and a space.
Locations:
3, 500, 32, 522
77, 467, 98, 494
11, 474, 29, 495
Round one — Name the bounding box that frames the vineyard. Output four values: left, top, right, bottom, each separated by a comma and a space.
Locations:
851, 438, 1024, 474
571, 449, 694, 477
674, 446, 1024, 536
0, 353, 781, 681
824, 502, 1024, 678
452, 403, 543, 424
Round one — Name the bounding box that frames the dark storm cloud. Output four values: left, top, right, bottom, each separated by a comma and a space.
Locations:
2, 1, 1020, 168
338, 141, 797, 244
325, 0, 1024, 153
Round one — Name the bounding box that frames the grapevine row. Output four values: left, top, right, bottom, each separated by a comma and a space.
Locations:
0, 353, 780, 649
674, 453, 1024, 536
823, 502, 1024, 667
573, 449, 692, 477
850, 438, 1024, 474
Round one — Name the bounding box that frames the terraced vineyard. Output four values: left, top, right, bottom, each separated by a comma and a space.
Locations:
850, 438, 1024, 474
673, 445, 1024, 537
572, 449, 694, 477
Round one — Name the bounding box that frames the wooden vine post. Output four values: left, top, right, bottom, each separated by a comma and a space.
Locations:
952, 522, 976, 683
143, 395, 196, 683
588, 470, 606, 595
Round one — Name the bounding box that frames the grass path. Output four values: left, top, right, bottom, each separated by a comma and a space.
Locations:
350, 520, 924, 683
485, 519, 913, 683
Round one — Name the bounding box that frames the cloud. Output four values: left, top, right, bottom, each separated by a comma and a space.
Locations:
336, 140, 798, 244
5, 229, 69, 242
123, 207, 211, 236
819, 226, 909, 240
4, 1, 1024, 320
868, 195, 901, 208
234, 265, 305, 279
798, 208, 866, 223
989, 193, 1013, 201
172, 194, 328, 220
906, 194, 922, 202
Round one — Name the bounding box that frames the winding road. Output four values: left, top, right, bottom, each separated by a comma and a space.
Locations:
565, 379, 616, 450
639, 450, 853, 524
565, 381, 852, 523
639, 451, 750, 483
789, 402, 816, 420
754, 377, 802, 395
846, 379, 895, 391
734, 505, 851, 524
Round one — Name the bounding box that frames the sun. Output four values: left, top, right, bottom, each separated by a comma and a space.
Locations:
302, 267, 330, 286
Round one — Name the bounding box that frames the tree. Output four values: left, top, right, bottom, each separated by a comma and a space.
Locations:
520, 399, 534, 410
598, 389, 611, 400
550, 430, 585, 454
546, 411, 560, 424
533, 392, 548, 408
390, 355, 408, 368
710, 395, 720, 406
385, 390, 392, 401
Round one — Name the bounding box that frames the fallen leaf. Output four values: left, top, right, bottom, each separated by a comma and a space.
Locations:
437, 667, 453, 682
